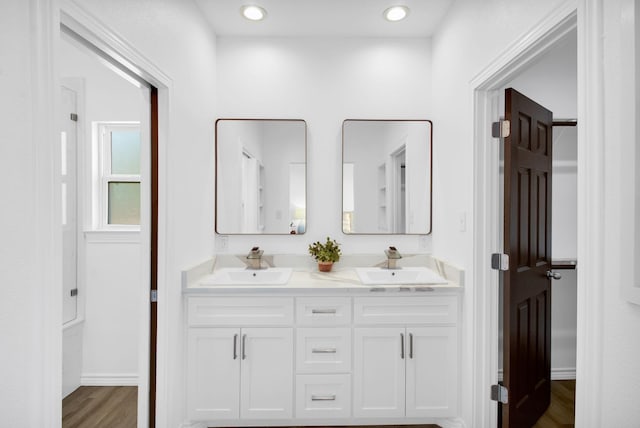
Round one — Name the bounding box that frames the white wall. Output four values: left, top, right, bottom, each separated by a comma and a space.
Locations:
0, 0, 60, 425
216, 36, 433, 255
597, 0, 640, 424
82, 237, 141, 384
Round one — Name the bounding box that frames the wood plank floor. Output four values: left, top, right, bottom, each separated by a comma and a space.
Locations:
62, 382, 574, 428
63, 386, 137, 428
532, 380, 576, 428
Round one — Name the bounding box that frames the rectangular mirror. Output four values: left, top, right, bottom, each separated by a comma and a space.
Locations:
342, 119, 432, 234
216, 119, 307, 234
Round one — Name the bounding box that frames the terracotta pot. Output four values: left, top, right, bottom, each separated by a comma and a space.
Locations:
317, 261, 333, 272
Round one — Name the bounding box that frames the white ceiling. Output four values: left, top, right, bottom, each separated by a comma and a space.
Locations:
194, 0, 455, 38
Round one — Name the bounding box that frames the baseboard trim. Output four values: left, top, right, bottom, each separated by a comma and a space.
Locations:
81, 373, 139, 386
551, 368, 577, 380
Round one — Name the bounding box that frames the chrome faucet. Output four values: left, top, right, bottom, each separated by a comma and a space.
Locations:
384, 246, 402, 269
246, 246, 264, 270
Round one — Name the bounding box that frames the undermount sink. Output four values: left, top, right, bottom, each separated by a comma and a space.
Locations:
355, 266, 448, 285
200, 267, 293, 285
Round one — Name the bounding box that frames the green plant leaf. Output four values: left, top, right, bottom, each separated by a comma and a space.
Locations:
308, 236, 342, 262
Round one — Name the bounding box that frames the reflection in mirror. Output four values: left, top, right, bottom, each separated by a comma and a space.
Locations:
216, 119, 306, 234
342, 120, 432, 234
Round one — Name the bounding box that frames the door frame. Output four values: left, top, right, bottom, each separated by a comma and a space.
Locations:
58, 2, 171, 427
470, 1, 605, 426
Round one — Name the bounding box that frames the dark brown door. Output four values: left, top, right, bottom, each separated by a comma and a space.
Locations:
503, 88, 553, 427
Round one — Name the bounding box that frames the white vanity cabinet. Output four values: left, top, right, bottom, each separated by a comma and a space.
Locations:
185, 291, 460, 426
186, 297, 294, 421
353, 296, 459, 419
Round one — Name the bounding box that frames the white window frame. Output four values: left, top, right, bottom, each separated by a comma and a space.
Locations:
95, 121, 141, 230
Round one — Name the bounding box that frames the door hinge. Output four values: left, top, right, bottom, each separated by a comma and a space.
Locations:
491, 253, 509, 271
491, 384, 508, 404
151, 290, 158, 303
70, 288, 78, 297
492, 119, 510, 138
70, 113, 78, 122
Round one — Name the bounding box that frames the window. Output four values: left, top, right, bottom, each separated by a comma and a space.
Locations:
97, 122, 141, 228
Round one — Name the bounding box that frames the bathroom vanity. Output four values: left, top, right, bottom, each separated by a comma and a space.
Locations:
182, 255, 464, 428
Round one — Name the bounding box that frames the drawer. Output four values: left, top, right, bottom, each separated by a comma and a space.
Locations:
296, 328, 351, 373
296, 297, 351, 326
187, 297, 294, 326
295, 374, 351, 419
353, 296, 458, 325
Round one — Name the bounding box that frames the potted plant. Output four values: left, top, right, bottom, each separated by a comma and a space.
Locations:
308, 237, 342, 272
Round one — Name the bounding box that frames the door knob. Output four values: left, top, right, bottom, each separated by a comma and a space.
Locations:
546, 271, 562, 280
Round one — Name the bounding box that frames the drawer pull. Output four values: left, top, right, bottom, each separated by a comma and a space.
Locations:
311, 394, 336, 401
311, 308, 337, 314
311, 347, 337, 354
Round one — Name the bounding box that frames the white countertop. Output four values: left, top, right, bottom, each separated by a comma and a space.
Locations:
182, 254, 464, 295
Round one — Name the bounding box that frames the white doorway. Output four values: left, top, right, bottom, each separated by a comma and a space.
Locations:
58, 18, 156, 427
470, 8, 579, 427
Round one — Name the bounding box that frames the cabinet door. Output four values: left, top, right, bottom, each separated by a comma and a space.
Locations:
187, 328, 240, 420
353, 327, 405, 418
240, 328, 293, 419
406, 326, 458, 418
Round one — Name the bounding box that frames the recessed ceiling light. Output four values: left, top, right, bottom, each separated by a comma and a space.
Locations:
241, 5, 267, 21
383, 6, 410, 22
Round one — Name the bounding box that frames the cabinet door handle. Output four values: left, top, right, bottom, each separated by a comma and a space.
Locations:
311, 347, 337, 354
400, 333, 405, 359
409, 333, 414, 359
233, 334, 238, 360
311, 394, 336, 401
242, 334, 247, 360
311, 308, 337, 314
